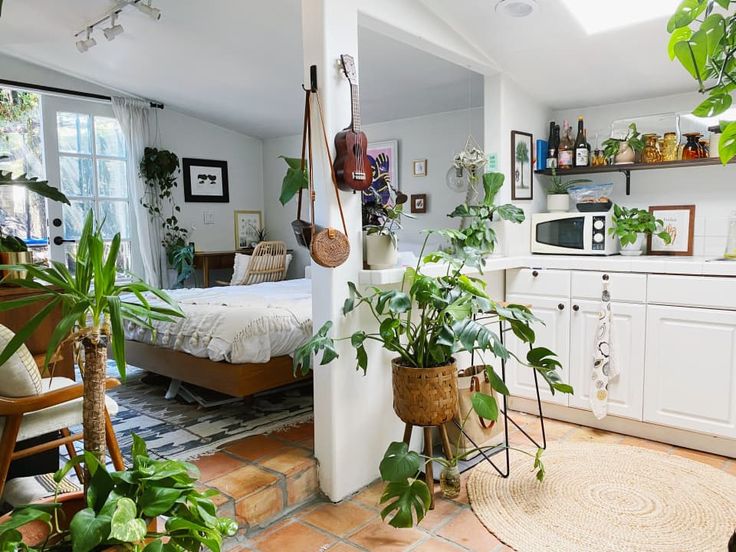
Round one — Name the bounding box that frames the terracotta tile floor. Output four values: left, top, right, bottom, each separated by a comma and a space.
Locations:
209, 413, 734, 551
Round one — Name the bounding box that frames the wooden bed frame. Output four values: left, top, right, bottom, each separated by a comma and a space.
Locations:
125, 340, 310, 398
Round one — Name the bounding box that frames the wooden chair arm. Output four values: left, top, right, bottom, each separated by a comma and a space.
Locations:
0, 378, 120, 416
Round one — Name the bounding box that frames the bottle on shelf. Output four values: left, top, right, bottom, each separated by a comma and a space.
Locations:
546, 121, 558, 169
558, 120, 574, 169
574, 116, 590, 168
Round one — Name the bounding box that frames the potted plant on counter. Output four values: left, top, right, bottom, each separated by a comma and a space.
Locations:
544, 169, 592, 213
609, 204, 672, 255
602, 123, 645, 165
294, 173, 572, 528
363, 188, 411, 270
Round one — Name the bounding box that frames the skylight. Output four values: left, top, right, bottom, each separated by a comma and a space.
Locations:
560, 0, 680, 34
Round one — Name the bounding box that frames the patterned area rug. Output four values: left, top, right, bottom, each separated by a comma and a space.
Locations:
73, 362, 313, 462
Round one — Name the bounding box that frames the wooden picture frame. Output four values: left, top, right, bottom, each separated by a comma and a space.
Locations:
647, 205, 696, 256
412, 159, 427, 177
183, 158, 230, 203
511, 130, 533, 200
410, 194, 427, 214
234, 210, 263, 249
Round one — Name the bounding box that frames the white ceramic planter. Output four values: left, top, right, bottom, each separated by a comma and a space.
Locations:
615, 143, 636, 164
365, 233, 397, 270
547, 194, 570, 213
619, 233, 645, 256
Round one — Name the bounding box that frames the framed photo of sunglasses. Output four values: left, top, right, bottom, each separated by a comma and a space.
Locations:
182, 158, 230, 203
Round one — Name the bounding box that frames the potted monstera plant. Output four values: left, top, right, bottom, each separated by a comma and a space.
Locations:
0, 211, 238, 550
294, 173, 572, 528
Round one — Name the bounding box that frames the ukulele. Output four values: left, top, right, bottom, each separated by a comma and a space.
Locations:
334, 54, 372, 191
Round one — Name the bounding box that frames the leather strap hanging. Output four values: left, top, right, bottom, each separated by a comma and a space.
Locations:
291, 89, 314, 248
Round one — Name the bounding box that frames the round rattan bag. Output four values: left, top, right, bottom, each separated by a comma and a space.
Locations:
311, 227, 350, 268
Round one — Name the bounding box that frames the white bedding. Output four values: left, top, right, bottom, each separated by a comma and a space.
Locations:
124, 278, 312, 364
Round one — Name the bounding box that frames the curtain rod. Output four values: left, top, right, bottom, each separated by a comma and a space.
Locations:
0, 78, 165, 109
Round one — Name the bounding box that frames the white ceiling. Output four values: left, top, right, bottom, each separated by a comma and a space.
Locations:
0, 0, 697, 138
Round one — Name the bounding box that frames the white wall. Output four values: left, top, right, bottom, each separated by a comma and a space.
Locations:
263, 107, 484, 279
553, 92, 736, 257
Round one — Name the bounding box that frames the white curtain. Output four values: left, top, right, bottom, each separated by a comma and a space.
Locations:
111, 97, 162, 287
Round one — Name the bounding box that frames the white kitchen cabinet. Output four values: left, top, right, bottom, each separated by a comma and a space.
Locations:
568, 300, 645, 420
505, 293, 570, 405
643, 305, 736, 438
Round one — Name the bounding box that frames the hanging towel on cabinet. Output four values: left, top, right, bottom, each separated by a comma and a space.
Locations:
590, 281, 619, 419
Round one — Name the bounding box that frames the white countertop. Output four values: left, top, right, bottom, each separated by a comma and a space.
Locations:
358, 254, 736, 284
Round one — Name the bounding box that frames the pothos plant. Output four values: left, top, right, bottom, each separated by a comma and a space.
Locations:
667, 0, 736, 163
363, 187, 412, 246
139, 147, 194, 286
0, 435, 237, 552
294, 172, 573, 528
609, 204, 673, 246
601, 123, 645, 162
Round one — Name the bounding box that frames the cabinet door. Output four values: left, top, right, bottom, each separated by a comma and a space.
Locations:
644, 305, 736, 438
568, 300, 645, 420
505, 294, 570, 405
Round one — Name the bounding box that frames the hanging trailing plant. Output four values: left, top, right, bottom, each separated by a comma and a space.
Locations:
0, 89, 38, 123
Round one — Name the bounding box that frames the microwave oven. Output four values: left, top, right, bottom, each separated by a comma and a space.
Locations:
531, 212, 619, 256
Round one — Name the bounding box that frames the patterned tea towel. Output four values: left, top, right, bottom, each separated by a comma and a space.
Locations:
590, 282, 619, 419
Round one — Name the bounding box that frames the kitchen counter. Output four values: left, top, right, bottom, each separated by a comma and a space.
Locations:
358, 254, 736, 284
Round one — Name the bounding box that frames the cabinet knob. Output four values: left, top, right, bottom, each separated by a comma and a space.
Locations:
558, 303, 565, 311
573, 304, 580, 312
532, 270, 539, 277
602, 274, 610, 281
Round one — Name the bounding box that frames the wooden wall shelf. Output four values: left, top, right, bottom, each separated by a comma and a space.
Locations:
534, 157, 735, 195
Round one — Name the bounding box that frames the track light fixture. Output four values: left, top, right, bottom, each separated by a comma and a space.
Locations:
75, 28, 97, 53
103, 13, 124, 41
135, 1, 161, 20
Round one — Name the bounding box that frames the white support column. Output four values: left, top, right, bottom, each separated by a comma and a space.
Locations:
302, 0, 403, 501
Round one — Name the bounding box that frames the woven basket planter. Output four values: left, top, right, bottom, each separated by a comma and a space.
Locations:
391, 358, 458, 426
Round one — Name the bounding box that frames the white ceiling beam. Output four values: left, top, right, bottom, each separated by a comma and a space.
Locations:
358, 0, 499, 76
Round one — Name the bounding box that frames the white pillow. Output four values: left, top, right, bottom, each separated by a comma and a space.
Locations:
230, 253, 293, 285
0, 324, 42, 397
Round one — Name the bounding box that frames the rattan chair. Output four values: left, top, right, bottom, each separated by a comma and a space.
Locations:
229, 241, 288, 286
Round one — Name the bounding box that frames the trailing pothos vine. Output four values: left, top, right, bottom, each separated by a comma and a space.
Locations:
139, 147, 194, 286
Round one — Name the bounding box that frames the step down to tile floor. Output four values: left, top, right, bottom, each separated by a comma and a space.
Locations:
192, 421, 318, 535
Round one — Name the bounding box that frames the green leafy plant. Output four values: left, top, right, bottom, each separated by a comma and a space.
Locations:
293, 173, 572, 527
0, 435, 237, 552
278, 156, 308, 206
168, 242, 196, 287
667, 0, 736, 163
0, 89, 37, 123
601, 123, 645, 161
0, 211, 183, 472
363, 188, 412, 246
545, 168, 592, 195
609, 204, 673, 246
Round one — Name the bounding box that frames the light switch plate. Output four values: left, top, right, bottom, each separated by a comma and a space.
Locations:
203, 211, 215, 225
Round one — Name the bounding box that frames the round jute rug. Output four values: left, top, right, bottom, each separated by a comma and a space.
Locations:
467, 442, 736, 552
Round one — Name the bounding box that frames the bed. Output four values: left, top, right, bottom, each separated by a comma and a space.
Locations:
124, 278, 312, 398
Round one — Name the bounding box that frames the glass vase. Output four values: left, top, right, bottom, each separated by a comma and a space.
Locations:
642, 134, 661, 164
662, 132, 678, 161
440, 465, 462, 499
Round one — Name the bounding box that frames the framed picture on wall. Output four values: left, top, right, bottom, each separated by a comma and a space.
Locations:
183, 158, 230, 203
648, 205, 696, 256
234, 210, 263, 249
412, 159, 427, 177
364, 140, 399, 206
510, 130, 533, 200
410, 194, 427, 214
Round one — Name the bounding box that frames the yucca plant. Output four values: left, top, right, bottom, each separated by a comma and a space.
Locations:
0, 211, 183, 479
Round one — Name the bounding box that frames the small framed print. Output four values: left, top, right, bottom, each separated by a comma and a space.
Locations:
511, 130, 533, 200
410, 194, 427, 214
412, 159, 427, 177
648, 205, 696, 256
234, 210, 263, 249
183, 158, 229, 203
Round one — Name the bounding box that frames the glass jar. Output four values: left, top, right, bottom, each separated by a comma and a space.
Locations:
439, 464, 461, 499
642, 134, 662, 164
591, 149, 606, 167
682, 133, 703, 160
699, 139, 710, 157
662, 132, 678, 161
725, 211, 736, 259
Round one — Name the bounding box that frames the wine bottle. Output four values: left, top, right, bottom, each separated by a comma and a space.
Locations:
574, 116, 589, 167
546, 121, 558, 169
558, 121, 573, 169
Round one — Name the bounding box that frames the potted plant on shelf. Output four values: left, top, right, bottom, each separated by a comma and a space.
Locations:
609, 204, 672, 255
602, 123, 645, 165
294, 173, 572, 528
0, 211, 237, 549
544, 168, 592, 213
363, 187, 411, 270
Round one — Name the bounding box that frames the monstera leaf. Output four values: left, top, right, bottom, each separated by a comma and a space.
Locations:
379, 479, 431, 529
0, 169, 70, 204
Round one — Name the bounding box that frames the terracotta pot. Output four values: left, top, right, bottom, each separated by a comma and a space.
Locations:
0, 491, 85, 547
391, 358, 458, 426
364, 233, 397, 270
0, 251, 32, 280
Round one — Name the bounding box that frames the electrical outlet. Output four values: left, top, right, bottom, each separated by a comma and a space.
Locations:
203, 211, 215, 225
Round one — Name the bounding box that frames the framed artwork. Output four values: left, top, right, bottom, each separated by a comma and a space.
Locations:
410, 194, 427, 214
648, 205, 696, 256
183, 158, 229, 203
234, 210, 263, 249
511, 131, 533, 200
412, 159, 427, 177
363, 140, 398, 205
